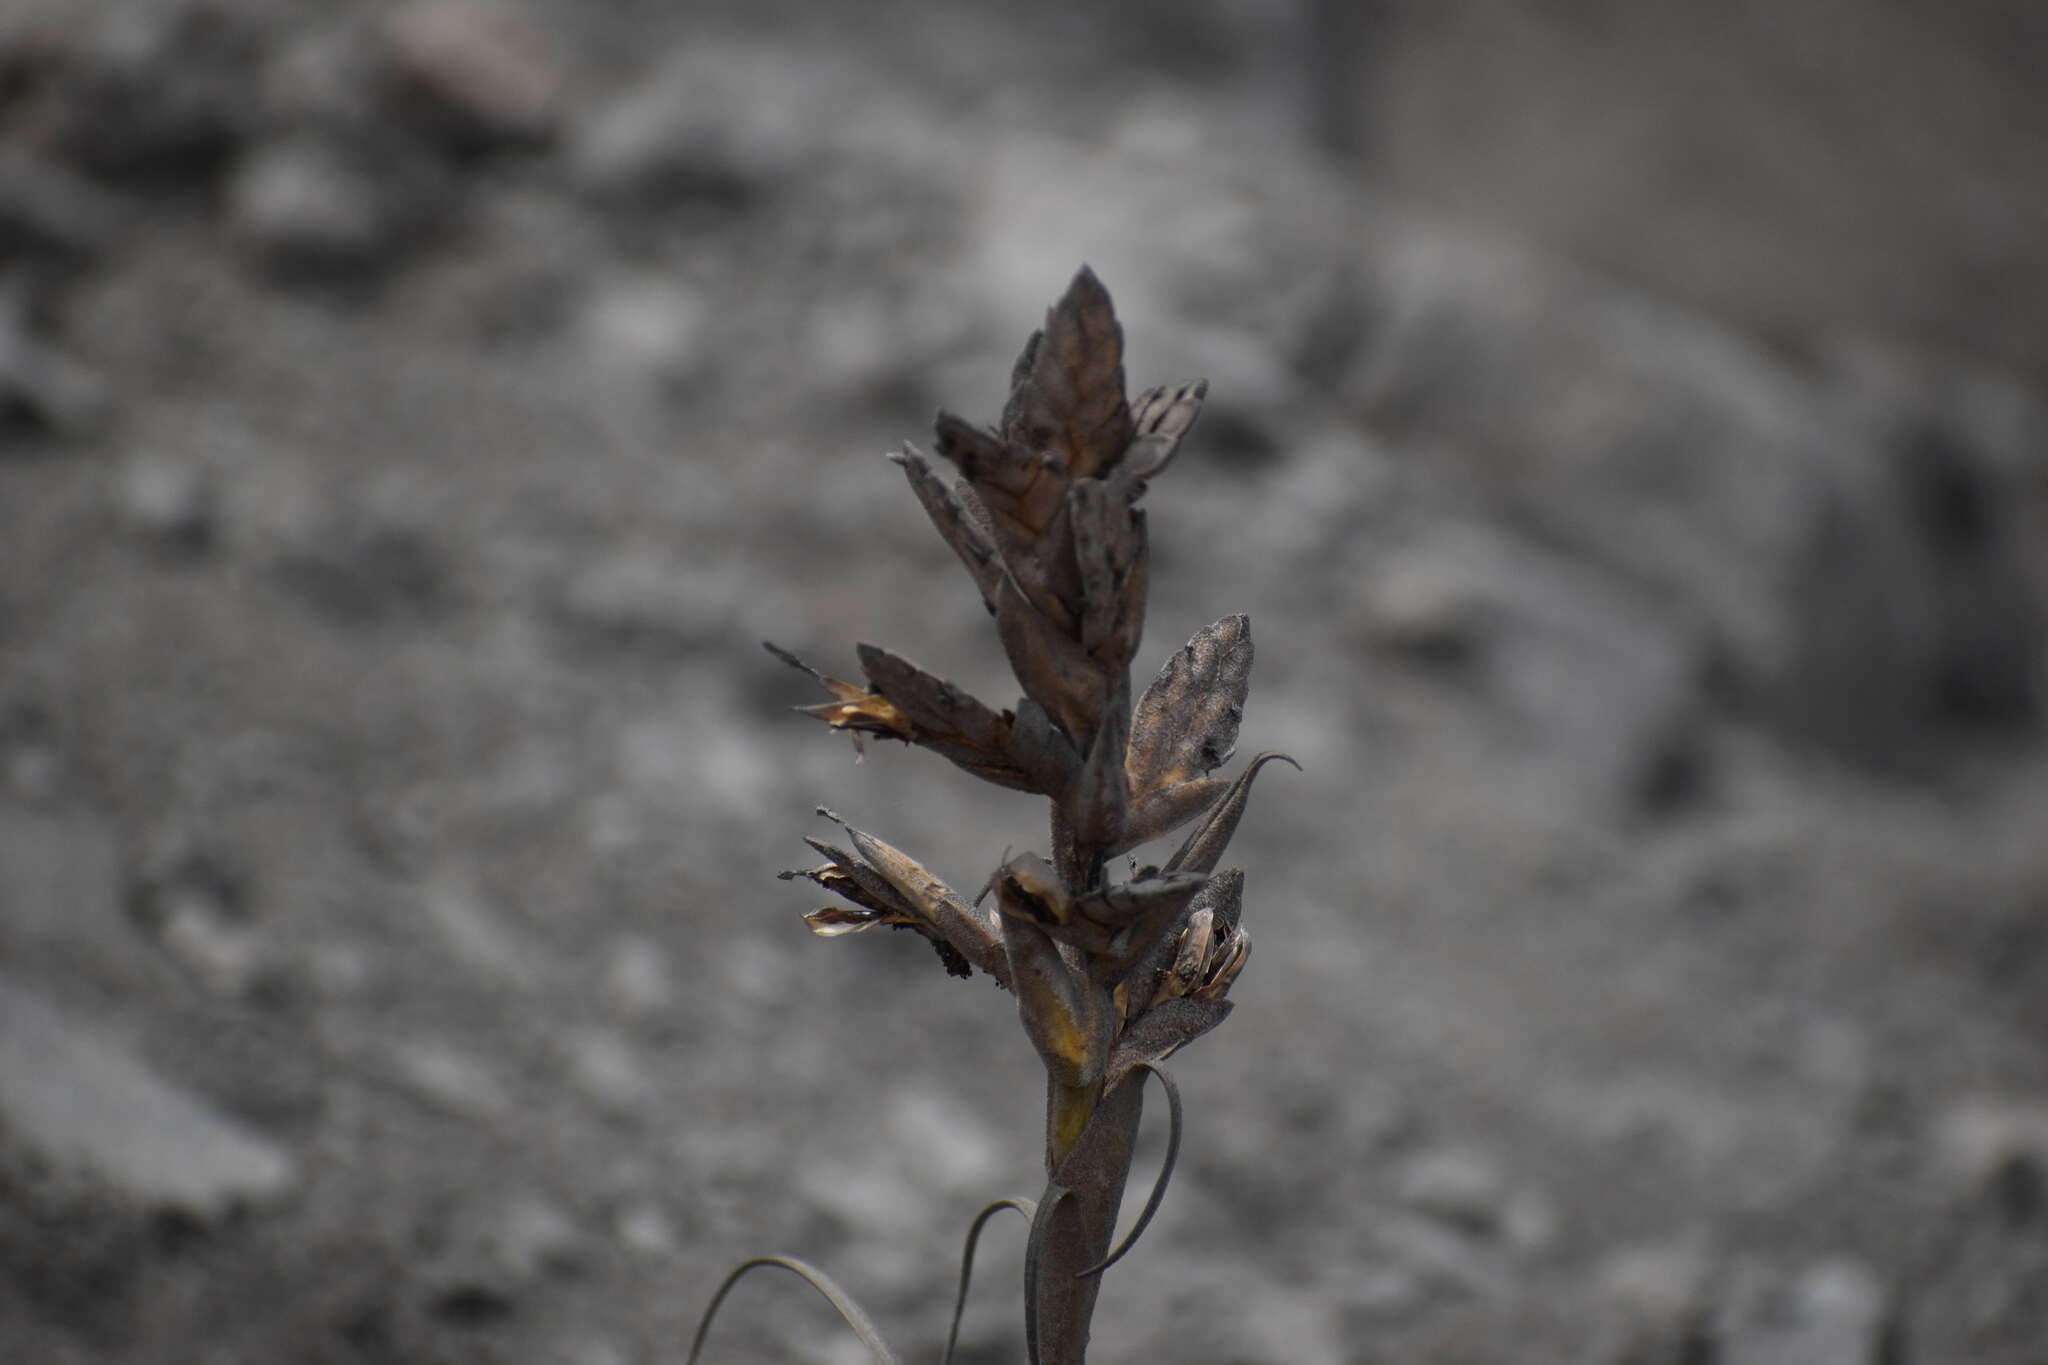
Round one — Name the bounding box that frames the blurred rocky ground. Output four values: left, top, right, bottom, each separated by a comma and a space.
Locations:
1, 1, 2045, 1362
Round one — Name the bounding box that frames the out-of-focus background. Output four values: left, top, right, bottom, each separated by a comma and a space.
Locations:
3, 0, 2046, 1361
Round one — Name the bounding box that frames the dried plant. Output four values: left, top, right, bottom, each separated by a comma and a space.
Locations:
696, 268, 1292, 1364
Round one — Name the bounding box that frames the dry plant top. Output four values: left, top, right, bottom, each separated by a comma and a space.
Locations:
766, 266, 1290, 1363
774, 266, 1291, 1164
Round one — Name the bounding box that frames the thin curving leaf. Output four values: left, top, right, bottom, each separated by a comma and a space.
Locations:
1163, 751, 1300, 876
686, 1255, 904, 1365
1077, 1062, 1183, 1278
1005, 266, 1133, 484
943, 1197, 1037, 1365
1126, 615, 1254, 808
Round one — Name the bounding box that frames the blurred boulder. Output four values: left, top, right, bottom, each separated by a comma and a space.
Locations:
1341, 228, 2042, 771
0, 152, 126, 270
1352, 517, 1705, 809
1707, 1257, 1890, 1365
372, 0, 569, 158
21, 0, 265, 194
226, 132, 445, 286
0, 980, 297, 1219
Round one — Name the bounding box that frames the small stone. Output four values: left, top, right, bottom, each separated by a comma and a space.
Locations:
227, 135, 419, 282
485, 1194, 585, 1281
1395, 1146, 1511, 1237
567, 45, 805, 209
601, 936, 676, 1024
1710, 1257, 1889, 1365
612, 1199, 679, 1256
577, 275, 710, 391
1932, 1093, 2048, 1220
376, 0, 568, 154
426, 882, 541, 990
158, 901, 263, 997
0, 150, 126, 264
390, 1039, 509, 1120
0, 979, 296, 1217
563, 1027, 653, 1118
0, 296, 107, 441
112, 456, 216, 553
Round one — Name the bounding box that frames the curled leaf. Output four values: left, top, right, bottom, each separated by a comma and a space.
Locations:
1164, 750, 1300, 876
1076, 1062, 1182, 1279
687, 1256, 904, 1365
945, 1199, 1037, 1365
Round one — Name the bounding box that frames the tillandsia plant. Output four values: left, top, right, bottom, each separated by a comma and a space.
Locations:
694, 268, 1293, 1365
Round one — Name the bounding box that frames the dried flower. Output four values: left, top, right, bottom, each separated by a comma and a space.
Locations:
767, 267, 1291, 1364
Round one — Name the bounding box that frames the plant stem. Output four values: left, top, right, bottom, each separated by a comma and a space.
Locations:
1033, 1073, 1143, 1365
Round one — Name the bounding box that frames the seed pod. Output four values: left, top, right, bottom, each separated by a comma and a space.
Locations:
1193, 925, 1250, 1001
1153, 907, 1214, 1006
